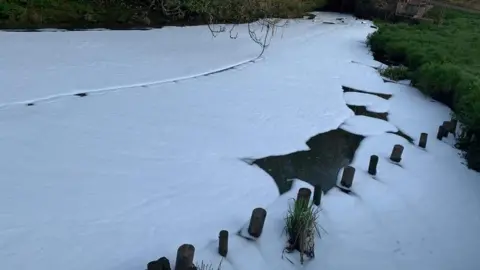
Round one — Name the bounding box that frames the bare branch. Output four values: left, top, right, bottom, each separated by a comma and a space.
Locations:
206, 13, 226, 37
185, 0, 291, 57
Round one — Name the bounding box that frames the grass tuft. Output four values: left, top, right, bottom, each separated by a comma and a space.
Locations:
283, 198, 320, 253
195, 261, 214, 270
194, 258, 224, 270
379, 65, 410, 81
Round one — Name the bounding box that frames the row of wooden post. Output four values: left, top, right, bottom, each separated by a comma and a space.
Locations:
160, 141, 415, 269
153, 129, 438, 269
157, 186, 323, 270
152, 130, 444, 270
341, 142, 407, 190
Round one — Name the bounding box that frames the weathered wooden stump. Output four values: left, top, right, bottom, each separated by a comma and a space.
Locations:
443, 120, 456, 134
147, 257, 171, 270
296, 187, 312, 205
419, 132, 428, 148
175, 244, 195, 270
313, 184, 322, 206
248, 208, 267, 238
368, 155, 379, 175
340, 166, 355, 188
390, 144, 404, 163
442, 121, 451, 137
218, 230, 228, 257
437, 125, 446, 140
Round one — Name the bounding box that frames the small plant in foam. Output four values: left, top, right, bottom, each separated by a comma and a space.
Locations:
283, 197, 321, 265
379, 65, 409, 81
194, 258, 223, 270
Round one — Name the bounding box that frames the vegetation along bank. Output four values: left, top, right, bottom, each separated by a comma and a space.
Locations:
368, 7, 480, 171
0, 0, 328, 29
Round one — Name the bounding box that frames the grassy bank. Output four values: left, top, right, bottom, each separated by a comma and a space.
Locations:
438, 0, 480, 11
367, 7, 480, 171
0, 0, 327, 29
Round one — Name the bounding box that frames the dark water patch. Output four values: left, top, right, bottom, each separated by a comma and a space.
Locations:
388, 130, 414, 144
252, 87, 414, 196
347, 105, 388, 121
306, 129, 363, 160
350, 60, 380, 70
342, 85, 392, 100
253, 129, 364, 195
347, 104, 414, 144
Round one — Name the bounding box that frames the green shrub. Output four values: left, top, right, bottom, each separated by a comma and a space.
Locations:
367, 8, 480, 171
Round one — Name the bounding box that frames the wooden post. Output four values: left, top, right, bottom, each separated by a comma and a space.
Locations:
419, 132, 428, 148
443, 120, 456, 134
296, 188, 312, 203
296, 187, 312, 212
313, 184, 322, 206
390, 144, 404, 163
340, 166, 355, 188
248, 208, 267, 238
368, 155, 379, 175
442, 121, 450, 137
218, 230, 228, 257
175, 244, 195, 270
437, 125, 446, 140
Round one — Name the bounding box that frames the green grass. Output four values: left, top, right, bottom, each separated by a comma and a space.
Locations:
367, 7, 480, 171
283, 198, 319, 252
379, 65, 410, 81
194, 260, 221, 270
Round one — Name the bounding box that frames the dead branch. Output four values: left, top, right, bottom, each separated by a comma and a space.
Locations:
229, 24, 238, 39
